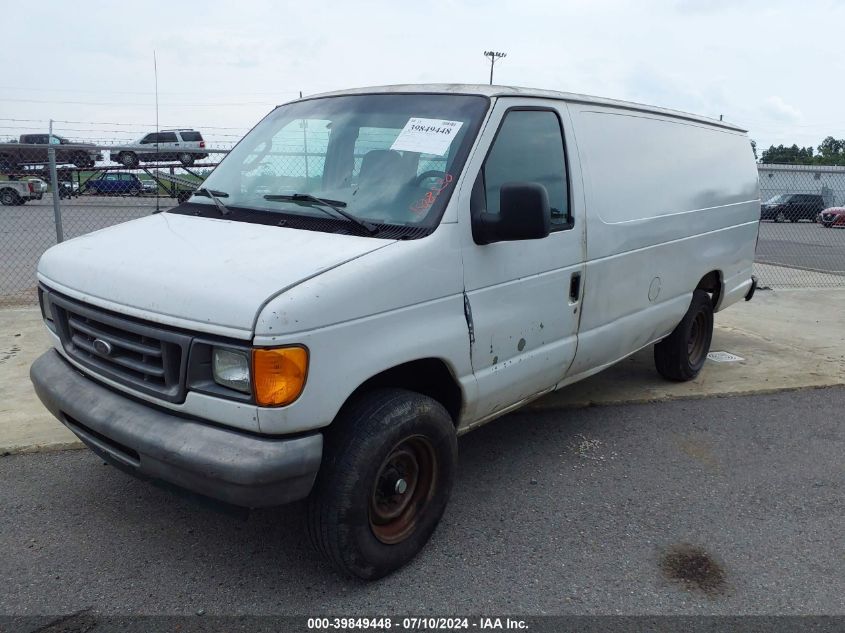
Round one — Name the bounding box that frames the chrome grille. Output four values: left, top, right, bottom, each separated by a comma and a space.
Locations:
48, 292, 190, 403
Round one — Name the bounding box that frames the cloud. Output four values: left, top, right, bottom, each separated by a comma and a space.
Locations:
0, 0, 839, 150
761, 96, 802, 123
670, 0, 778, 14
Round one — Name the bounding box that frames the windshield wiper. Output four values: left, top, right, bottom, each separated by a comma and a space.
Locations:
264, 193, 377, 236
193, 187, 231, 216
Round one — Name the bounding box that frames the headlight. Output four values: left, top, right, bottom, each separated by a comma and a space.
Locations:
212, 347, 251, 393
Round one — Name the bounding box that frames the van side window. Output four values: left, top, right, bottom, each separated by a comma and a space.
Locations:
482, 109, 570, 228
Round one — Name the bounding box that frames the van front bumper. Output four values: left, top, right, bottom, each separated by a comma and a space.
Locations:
30, 350, 322, 508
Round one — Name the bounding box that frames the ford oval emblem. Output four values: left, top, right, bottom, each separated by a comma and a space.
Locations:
92, 338, 113, 356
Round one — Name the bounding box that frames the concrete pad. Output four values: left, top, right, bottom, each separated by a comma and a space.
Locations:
0, 307, 82, 454
754, 262, 845, 288
531, 288, 845, 411
2, 288, 845, 453
717, 286, 845, 362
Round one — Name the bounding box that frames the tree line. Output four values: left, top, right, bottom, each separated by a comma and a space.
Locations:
757, 136, 845, 165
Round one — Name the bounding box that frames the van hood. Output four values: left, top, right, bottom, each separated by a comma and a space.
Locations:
38, 212, 394, 339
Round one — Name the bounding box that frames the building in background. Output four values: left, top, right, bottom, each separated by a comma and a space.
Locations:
758, 164, 845, 208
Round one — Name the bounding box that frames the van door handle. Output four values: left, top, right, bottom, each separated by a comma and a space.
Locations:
569, 272, 581, 302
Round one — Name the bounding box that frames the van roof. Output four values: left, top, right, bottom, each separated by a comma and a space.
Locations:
304, 83, 747, 133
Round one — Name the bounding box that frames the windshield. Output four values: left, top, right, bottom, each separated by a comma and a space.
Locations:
189, 93, 489, 234
764, 194, 791, 204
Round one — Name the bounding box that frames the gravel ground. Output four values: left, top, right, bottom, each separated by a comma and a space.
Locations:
0, 388, 843, 617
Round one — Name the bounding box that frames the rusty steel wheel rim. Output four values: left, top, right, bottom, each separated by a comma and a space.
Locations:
369, 435, 437, 545
687, 311, 708, 366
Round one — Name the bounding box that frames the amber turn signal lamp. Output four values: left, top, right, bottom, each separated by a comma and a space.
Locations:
252, 346, 308, 407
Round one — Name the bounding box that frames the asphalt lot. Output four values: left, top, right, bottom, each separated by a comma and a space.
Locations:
1, 388, 842, 616
756, 220, 845, 273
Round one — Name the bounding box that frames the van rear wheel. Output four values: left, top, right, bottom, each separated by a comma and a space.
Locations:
654, 289, 713, 382
306, 388, 457, 580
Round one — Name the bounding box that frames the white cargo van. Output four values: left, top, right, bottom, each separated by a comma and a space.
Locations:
31, 85, 760, 579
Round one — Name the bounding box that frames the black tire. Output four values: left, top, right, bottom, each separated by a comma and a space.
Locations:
118, 152, 139, 168
823, 223, 833, 228
0, 188, 21, 206
178, 153, 195, 167
307, 388, 457, 580
654, 289, 714, 382
72, 152, 94, 169
0, 155, 18, 174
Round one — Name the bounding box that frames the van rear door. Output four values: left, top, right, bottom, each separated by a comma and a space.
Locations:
460, 98, 586, 421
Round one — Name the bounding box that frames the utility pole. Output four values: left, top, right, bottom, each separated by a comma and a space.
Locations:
154, 50, 160, 212
483, 51, 507, 85
48, 119, 63, 243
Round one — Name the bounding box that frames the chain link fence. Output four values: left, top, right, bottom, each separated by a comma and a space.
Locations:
0, 136, 231, 306
2, 140, 845, 307
755, 164, 845, 288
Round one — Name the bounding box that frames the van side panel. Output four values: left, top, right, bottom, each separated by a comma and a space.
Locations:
565, 105, 759, 378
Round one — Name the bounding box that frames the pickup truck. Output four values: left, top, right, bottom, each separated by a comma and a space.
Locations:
0, 177, 47, 205
0, 134, 102, 173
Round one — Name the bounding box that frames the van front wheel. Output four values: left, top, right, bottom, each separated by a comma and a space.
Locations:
307, 388, 457, 580
654, 289, 713, 382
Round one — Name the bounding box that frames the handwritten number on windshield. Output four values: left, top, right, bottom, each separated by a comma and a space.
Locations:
410, 173, 454, 215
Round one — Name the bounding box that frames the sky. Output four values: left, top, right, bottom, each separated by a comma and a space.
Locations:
1, 0, 842, 152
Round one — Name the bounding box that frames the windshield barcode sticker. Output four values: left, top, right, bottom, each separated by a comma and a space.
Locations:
390, 118, 464, 156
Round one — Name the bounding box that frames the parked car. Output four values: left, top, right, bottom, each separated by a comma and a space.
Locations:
113, 129, 208, 168
0, 134, 102, 173
58, 180, 80, 199
85, 172, 143, 195
140, 179, 158, 194
819, 207, 845, 228
760, 193, 825, 222
0, 177, 47, 205
32, 84, 760, 580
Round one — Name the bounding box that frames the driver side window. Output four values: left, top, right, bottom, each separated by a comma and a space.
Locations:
480, 109, 571, 228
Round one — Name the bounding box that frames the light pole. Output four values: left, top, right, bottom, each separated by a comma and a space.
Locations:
483, 51, 507, 85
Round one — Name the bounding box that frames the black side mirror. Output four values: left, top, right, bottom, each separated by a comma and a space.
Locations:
473, 182, 551, 245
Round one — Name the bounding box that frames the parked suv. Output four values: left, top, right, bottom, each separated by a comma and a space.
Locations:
760, 193, 825, 222
114, 130, 208, 168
